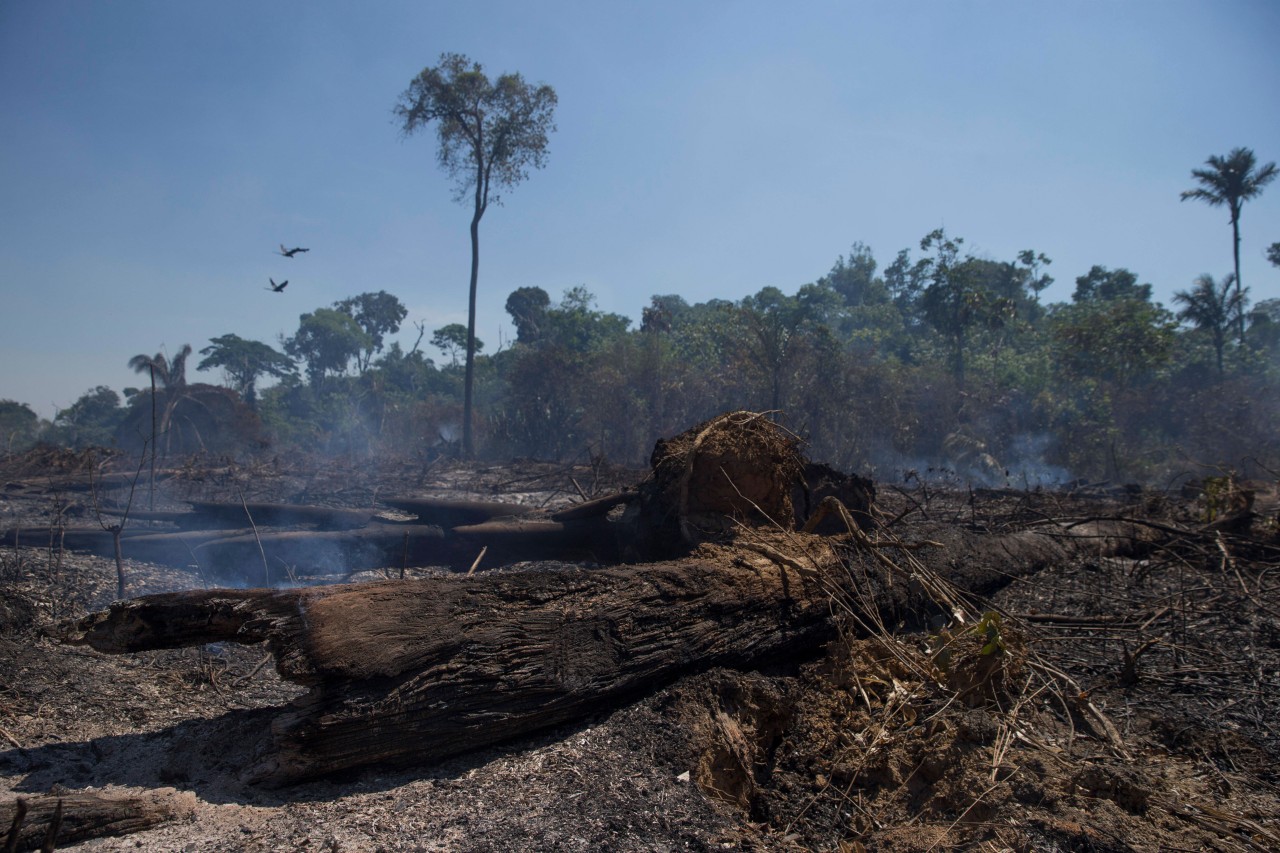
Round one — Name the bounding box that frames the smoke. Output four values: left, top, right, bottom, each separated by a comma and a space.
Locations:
1001, 433, 1073, 487
865, 432, 1072, 489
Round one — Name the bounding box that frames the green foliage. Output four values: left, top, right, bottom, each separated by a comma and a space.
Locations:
396, 52, 558, 456
505, 286, 551, 344
1182, 147, 1277, 343
197, 334, 296, 408
1173, 273, 1245, 375
52, 386, 125, 449
395, 53, 558, 207
432, 323, 483, 366
971, 611, 1008, 657
0, 400, 42, 453
1073, 266, 1153, 304
284, 308, 373, 388
540, 286, 631, 353
1181, 147, 1277, 226
915, 230, 1018, 384
1048, 298, 1177, 387
1200, 474, 1238, 523
334, 291, 408, 372
23, 212, 1279, 481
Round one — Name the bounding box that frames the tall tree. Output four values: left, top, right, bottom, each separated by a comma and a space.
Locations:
333, 291, 409, 372
916, 230, 1013, 386
431, 323, 484, 366
1180, 147, 1277, 343
128, 345, 192, 502
50, 388, 123, 448
1173, 273, 1245, 375
1072, 266, 1153, 304
395, 53, 558, 457
0, 399, 40, 453
197, 334, 297, 409
284, 309, 372, 389
505, 286, 551, 345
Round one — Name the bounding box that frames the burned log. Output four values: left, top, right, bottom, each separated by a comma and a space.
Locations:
69, 543, 839, 785
0, 790, 191, 850
379, 496, 539, 527
1, 526, 252, 566
185, 500, 377, 530
66, 521, 1087, 786
452, 517, 619, 564
549, 490, 636, 522
61, 412, 1103, 786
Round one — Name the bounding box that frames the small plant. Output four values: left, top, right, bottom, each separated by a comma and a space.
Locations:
970, 610, 1007, 657
1200, 474, 1236, 522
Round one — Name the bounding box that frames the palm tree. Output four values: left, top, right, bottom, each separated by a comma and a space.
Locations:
1181, 147, 1277, 343
128, 344, 193, 454
1173, 273, 1244, 375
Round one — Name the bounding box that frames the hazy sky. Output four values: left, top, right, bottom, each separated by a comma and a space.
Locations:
2, 0, 1278, 418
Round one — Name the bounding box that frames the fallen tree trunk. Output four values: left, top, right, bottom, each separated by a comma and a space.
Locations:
1, 526, 254, 566
69, 548, 836, 785
379, 496, 538, 527
0, 790, 192, 850
67, 524, 1081, 786
185, 501, 377, 531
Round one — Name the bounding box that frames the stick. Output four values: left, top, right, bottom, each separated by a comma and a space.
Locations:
467, 545, 488, 576
238, 488, 270, 587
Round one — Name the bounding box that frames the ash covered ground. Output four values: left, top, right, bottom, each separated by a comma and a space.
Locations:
2, 447, 1279, 851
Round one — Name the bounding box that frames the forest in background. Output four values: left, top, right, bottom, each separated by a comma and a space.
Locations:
3, 227, 1279, 487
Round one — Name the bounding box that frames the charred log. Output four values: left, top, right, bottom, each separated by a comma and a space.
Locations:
379, 496, 538, 527
184, 501, 377, 531
68, 549, 837, 784
66, 519, 1086, 786
0, 791, 190, 851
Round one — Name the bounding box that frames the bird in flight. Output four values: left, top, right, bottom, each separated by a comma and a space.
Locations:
278, 244, 310, 258
268, 278, 288, 293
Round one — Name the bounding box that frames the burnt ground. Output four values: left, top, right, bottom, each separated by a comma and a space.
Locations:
1, 448, 1279, 851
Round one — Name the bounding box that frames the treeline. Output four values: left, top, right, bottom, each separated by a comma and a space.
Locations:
4, 229, 1277, 485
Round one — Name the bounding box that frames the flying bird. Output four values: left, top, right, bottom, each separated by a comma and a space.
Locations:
267, 278, 288, 293
278, 244, 310, 258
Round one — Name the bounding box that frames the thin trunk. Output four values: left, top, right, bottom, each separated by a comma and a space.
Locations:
147, 367, 156, 510
1232, 210, 1245, 345
463, 210, 480, 458
463, 143, 485, 458
111, 525, 125, 599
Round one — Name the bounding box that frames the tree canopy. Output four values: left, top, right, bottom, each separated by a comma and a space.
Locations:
198, 334, 296, 408
1181, 147, 1277, 343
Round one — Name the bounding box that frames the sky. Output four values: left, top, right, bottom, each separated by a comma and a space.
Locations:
2, 0, 1278, 419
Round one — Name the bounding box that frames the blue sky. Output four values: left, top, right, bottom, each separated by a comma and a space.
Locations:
2, 0, 1278, 418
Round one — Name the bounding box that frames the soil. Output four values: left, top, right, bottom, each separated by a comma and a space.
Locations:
1, 447, 1279, 851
